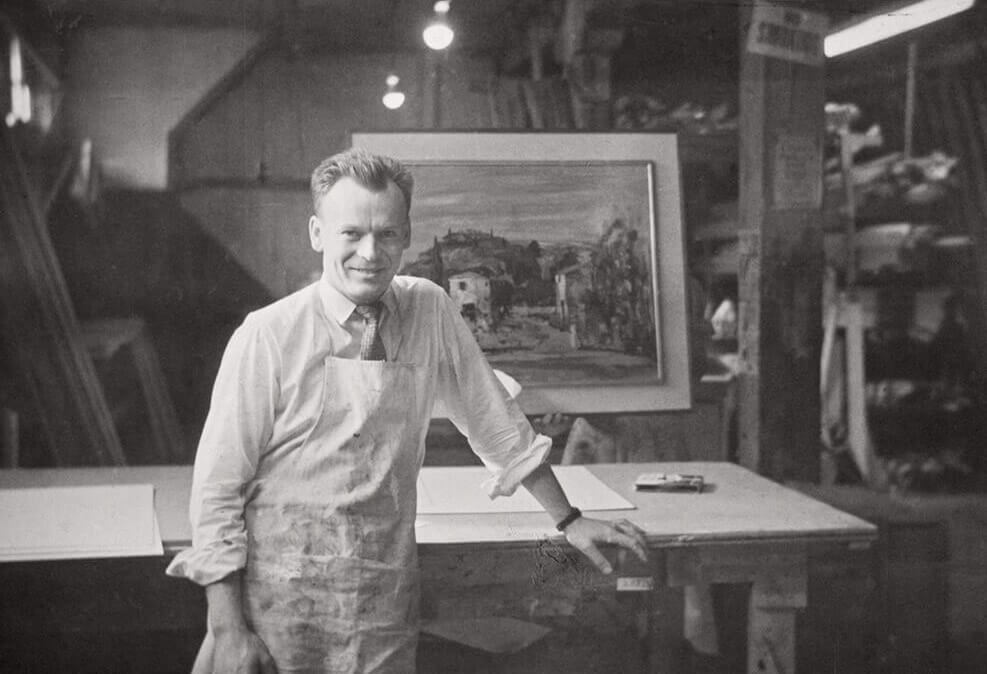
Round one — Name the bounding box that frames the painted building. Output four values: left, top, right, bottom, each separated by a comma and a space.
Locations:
448, 271, 491, 322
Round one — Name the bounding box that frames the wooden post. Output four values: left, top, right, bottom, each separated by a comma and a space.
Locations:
903, 42, 918, 159
737, 1, 826, 482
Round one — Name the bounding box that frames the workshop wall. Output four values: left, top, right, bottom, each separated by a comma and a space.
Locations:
65, 25, 260, 189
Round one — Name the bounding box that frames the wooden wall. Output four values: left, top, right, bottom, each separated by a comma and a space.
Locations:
173, 51, 428, 184
65, 25, 260, 189
178, 186, 315, 298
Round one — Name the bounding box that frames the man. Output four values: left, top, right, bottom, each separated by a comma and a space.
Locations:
167, 149, 648, 673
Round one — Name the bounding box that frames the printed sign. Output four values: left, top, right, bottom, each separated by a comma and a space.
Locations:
746, 3, 828, 66
773, 133, 823, 209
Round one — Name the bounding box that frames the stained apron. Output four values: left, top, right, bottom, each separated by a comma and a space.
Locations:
193, 355, 425, 674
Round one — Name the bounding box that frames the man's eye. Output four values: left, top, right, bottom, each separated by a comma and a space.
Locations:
340, 230, 361, 240
380, 230, 398, 239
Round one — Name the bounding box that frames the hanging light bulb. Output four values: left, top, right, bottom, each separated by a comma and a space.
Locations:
423, 1, 454, 51
381, 74, 405, 110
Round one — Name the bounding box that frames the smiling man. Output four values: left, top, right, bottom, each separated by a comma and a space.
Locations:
167, 148, 647, 674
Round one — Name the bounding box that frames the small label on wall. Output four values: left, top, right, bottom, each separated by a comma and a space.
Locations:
746, 4, 828, 66
772, 133, 822, 210
616, 577, 655, 592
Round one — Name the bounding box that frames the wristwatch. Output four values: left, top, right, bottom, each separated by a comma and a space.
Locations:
555, 506, 583, 532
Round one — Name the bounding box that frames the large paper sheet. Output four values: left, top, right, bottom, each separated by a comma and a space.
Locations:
417, 465, 634, 514
0, 484, 163, 561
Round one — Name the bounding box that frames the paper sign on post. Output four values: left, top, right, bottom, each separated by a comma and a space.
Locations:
746, 3, 828, 66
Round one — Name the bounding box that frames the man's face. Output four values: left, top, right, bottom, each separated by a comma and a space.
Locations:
309, 177, 410, 305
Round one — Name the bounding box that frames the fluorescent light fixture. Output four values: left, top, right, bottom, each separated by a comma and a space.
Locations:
7, 35, 32, 127
825, 0, 975, 57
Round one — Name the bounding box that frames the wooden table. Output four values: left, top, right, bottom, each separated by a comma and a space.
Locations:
0, 462, 876, 673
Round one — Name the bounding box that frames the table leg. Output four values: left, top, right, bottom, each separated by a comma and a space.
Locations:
746, 567, 807, 674
648, 583, 685, 674
665, 544, 808, 674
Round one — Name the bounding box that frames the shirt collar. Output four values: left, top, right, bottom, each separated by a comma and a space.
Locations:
318, 277, 397, 326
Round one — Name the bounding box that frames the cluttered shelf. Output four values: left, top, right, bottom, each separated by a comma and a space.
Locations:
820, 101, 985, 493
681, 99, 985, 493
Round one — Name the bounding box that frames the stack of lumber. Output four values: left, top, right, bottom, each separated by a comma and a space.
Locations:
0, 127, 124, 465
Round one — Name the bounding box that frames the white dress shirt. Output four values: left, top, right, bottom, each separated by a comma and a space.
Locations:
166, 275, 551, 586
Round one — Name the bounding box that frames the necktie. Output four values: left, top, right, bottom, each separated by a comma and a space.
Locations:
354, 303, 387, 361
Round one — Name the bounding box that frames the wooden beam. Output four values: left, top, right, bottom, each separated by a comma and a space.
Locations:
555, 0, 592, 66
737, 1, 826, 482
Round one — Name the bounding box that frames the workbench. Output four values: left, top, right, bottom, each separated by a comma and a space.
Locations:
0, 462, 875, 673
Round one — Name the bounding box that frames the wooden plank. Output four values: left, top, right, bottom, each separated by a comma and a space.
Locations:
736, 1, 825, 482
81, 318, 184, 463
0, 128, 124, 465
128, 326, 184, 462
665, 543, 807, 598
841, 298, 881, 485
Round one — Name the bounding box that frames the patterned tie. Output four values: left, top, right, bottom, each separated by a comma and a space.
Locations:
354, 303, 387, 361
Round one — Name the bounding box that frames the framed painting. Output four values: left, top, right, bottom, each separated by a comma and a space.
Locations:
351, 132, 691, 413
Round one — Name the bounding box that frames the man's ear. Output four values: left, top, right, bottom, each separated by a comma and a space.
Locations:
401, 221, 412, 250
309, 215, 323, 252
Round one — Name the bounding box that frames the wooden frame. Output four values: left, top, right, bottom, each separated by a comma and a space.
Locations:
351, 132, 691, 413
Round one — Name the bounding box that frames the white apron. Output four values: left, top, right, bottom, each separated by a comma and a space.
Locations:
193, 355, 426, 674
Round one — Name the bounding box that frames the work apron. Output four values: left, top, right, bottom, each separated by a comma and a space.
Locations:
194, 355, 425, 674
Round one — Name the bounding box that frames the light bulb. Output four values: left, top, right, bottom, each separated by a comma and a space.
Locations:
423, 1, 454, 50
382, 74, 405, 110
382, 91, 405, 110
423, 22, 454, 50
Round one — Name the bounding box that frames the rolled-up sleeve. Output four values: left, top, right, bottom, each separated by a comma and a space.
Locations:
165, 316, 279, 585
434, 294, 551, 498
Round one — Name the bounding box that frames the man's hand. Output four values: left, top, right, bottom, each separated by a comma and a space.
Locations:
211, 626, 278, 674
563, 517, 648, 574
530, 412, 573, 440
204, 575, 276, 674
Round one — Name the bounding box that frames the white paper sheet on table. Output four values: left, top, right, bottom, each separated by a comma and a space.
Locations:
416, 465, 634, 514
0, 484, 163, 561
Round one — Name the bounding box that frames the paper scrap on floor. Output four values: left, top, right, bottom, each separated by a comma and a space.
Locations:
422, 617, 552, 654
0, 484, 163, 561
417, 465, 634, 514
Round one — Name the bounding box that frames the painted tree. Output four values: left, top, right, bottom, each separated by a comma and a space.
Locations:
586, 218, 654, 355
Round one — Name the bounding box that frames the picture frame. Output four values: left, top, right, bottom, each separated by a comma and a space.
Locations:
351, 132, 691, 413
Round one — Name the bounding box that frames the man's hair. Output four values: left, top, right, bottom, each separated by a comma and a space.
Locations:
310, 148, 414, 215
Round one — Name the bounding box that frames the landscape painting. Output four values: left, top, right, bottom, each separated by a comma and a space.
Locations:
400, 161, 661, 388
351, 132, 690, 413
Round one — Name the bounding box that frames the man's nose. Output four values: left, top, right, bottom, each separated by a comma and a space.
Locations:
356, 234, 380, 259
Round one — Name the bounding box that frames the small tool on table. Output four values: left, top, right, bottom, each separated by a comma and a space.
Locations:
634, 472, 704, 492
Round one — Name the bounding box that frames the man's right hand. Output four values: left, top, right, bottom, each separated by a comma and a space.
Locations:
212, 627, 278, 674
204, 573, 277, 673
